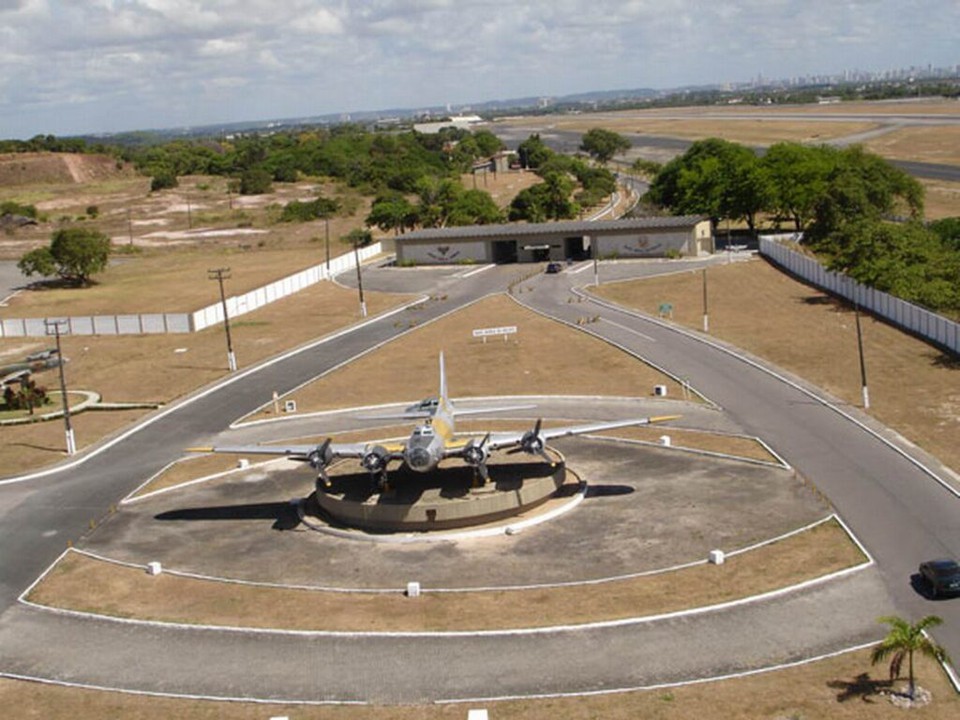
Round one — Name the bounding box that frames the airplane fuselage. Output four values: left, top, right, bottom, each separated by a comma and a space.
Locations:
401, 399, 456, 473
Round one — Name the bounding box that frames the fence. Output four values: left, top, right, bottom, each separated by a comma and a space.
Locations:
0, 243, 382, 338
760, 237, 959, 355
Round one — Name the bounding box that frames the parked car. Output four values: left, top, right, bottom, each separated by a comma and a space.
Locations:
545, 262, 563, 274
919, 559, 960, 598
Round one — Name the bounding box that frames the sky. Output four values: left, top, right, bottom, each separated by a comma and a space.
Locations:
0, 0, 957, 139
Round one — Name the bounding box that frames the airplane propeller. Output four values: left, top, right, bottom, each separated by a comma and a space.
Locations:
463, 432, 491, 483
361, 444, 391, 490
307, 438, 334, 487
514, 418, 552, 464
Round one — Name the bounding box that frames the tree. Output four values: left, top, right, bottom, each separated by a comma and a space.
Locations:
446, 189, 504, 226
366, 192, 418, 235
871, 615, 950, 701
646, 138, 758, 236
150, 170, 178, 192
579, 128, 631, 165
516, 133, 553, 170
239, 166, 273, 195
18, 227, 111, 286
761, 142, 834, 231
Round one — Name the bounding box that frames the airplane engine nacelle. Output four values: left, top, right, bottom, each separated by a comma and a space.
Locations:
463, 442, 488, 468
519, 430, 544, 456
361, 445, 390, 474
308, 440, 333, 470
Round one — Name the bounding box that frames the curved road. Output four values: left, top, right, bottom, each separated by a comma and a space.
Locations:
0, 260, 957, 702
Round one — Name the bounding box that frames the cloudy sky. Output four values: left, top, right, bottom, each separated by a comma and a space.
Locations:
0, 0, 957, 139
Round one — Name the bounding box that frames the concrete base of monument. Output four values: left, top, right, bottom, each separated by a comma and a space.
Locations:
306, 448, 574, 534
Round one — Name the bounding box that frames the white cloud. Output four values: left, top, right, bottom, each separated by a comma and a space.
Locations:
0, 0, 956, 137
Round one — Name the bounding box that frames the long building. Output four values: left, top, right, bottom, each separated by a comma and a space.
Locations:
394, 216, 712, 265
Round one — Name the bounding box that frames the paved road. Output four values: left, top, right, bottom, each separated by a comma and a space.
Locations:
516, 265, 960, 656
0, 261, 27, 304
0, 259, 956, 702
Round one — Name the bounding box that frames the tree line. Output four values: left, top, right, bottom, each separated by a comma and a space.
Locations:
644, 138, 960, 315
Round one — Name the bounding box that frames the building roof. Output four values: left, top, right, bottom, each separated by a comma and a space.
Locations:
397, 216, 706, 243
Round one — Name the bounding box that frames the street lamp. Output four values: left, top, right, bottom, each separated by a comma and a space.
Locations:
352, 240, 367, 318
208, 267, 238, 371
44, 318, 75, 455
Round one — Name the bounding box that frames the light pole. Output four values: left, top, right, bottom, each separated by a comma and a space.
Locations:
208, 267, 237, 371
44, 318, 75, 455
352, 240, 367, 318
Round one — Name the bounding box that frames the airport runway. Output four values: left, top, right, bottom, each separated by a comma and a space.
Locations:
0, 259, 957, 702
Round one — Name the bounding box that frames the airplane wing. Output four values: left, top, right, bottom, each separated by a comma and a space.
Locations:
188, 439, 407, 484
355, 401, 536, 421
481, 415, 681, 453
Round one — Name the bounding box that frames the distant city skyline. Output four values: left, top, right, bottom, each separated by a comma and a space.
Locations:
0, 1, 957, 140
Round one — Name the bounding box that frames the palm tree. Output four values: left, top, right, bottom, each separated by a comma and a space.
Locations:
870, 615, 951, 700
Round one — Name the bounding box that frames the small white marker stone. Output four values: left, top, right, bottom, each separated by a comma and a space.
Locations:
147, 561, 163, 576
659, 435, 671, 447
238, 458, 250, 469
654, 384, 668, 397
406, 581, 421, 598
708, 549, 725, 565
468, 710, 489, 720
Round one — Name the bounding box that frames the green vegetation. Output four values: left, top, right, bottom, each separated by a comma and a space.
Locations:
579, 127, 631, 165
871, 615, 951, 701
279, 195, 340, 223
17, 226, 111, 286
1, 200, 39, 219
509, 133, 619, 221
647, 138, 960, 315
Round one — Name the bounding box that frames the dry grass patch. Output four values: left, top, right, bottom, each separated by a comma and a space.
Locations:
30, 519, 860, 632
128, 453, 257, 498
0, 282, 411, 477
1, 246, 358, 316
3, 648, 957, 719
919, 178, 960, 219
593, 258, 960, 474
865, 125, 960, 167
248, 293, 688, 421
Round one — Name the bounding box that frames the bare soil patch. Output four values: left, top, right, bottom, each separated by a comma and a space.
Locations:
593, 258, 960, 474
248, 293, 690, 422
4, 648, 957, 719
29, 519, 861, 631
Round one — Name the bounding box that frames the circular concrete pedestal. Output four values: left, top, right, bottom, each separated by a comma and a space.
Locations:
312, 450, 567, 532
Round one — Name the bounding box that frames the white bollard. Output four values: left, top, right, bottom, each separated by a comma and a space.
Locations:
406, 581, 421, 598
237, 458, 250, 469
659, 435, 672, 447
467, 710, 489, 720
147, 561, 163, 576
654, 384, 667, 397
708, 549, 725, 565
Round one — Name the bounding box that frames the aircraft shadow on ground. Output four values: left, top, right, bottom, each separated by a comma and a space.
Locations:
154, 501, 302, 531
584, 484, 635, 498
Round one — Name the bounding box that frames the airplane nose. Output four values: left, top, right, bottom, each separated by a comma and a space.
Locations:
406, 447, 432, 471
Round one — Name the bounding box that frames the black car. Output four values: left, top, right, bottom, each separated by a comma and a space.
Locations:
919, 559, 960, 598
545, 262, 563, 274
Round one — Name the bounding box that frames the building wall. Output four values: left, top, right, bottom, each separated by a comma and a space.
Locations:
595, 230, 692, 258
398, 239, 490, 265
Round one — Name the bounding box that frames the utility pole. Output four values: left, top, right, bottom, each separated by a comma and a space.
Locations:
208, 268, 237, 371
855, 303, 870, 409
702, 268, 709, 333
352, 240, 367, 318
325, 216, 331, 276
44, 318, 75, 455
